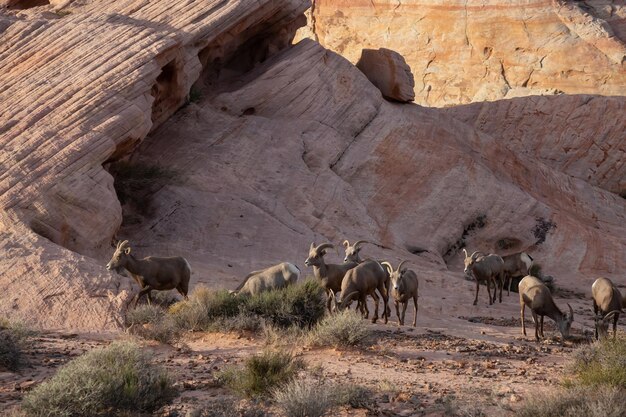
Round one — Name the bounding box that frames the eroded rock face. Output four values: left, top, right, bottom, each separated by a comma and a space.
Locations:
1, 0, 624, 331
0, 0, 309, 329
356, 48, 415, 102
298, 0, 626, 107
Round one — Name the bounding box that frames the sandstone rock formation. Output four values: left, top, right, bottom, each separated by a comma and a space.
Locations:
299, 0, 626, 107
0, 0, 309, 329
1, 0, 624, 331
356, 48, 415, 102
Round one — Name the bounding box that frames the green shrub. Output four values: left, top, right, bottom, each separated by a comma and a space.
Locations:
21, 341, 176, 417
220, 350, 305, 398
0, 320, 33, 371
571, 337, 626, 387
109, 161, 178, 214
126, 305, 182, 344
170, 287, 244, 331
273, 378, 333, 417
171, 280, 326, 333
245, 279, 326, 329
516, 386, 626, 417
309, 310, 370, 348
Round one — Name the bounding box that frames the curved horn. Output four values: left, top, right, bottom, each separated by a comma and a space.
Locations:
118, 240, 129, 249
380, 261, 393, 276
340, 291, 359, 310
604, 310, 622, 321
310, 242, 316, 250
397, 260, 409, 272
342, 240, 350, 249
353, 240, 369, 249
470, 251, 481, 260
567, 303, 574, 319
315, 243, 334, 254
462, 248, 468, 258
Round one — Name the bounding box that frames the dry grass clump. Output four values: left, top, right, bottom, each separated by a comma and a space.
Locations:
516, 386, 626, 417
0, 319, 33, 371
333, 382, 374, 409
21, 341, 176, 417
126, 304, 182, 344
170, 280, 326, 333
220, 350, 305, 398
273, 378, 334, 417
309, 309, 370, 348
187, 400, 266, 417
570, 336, 626, 387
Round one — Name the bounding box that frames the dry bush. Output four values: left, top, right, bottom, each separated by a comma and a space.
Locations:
273, 378, 334, 417
170, 280, 326, 333
126, 304, 182, 345
516, 386, 626, 417
309, 309, 370, 348
570, 336, 626, 387
21, 341, 176, 417
220, 350, 305, 398
333, 383, 374, 409
0, 319, 33, 371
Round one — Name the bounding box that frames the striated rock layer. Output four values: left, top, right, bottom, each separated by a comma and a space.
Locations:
1, 0, 624, 331
0, 0, 309, 329
299, 0, 626, 107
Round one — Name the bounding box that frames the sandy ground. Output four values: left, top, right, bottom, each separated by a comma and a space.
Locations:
2, 288, 600, 416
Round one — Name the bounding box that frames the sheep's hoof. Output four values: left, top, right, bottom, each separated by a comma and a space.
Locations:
473, 301, 478, 306
371, 318, 378, 324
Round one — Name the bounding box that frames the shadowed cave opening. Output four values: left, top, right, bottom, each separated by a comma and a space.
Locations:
7, 0, 50, 9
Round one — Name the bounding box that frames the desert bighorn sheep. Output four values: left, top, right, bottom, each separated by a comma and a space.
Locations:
502, 252, 533, 295
342, 239, 370, 263
330, 260, 389, 324
106, 240, 191, 307
591, 277, 624, 339
382, 260, 418, 327
343, 239, 391, 317
462, 249, 504, 305
304, 242, 358, 311
234, 262, 300, 296
518, 275, 574, 341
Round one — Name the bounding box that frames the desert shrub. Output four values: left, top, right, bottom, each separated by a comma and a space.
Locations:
170, 287, 244, 331
187, 400, 266, 417
244, 279, 326, 329
333, 383, 374, 409
126, 304, 181, 344
171, 281, 325, 333
516, 386, 626, 417
220, 350, 305, 398
273, 378, 333, 417
0, 320, 33, 371
21, 341, 176, 417
309, 309, 370, 348
109, 161, 178, 214
570, 336, 626, 387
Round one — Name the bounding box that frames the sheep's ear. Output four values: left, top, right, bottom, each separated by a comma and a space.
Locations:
342, 240, 350, 249
124, 248, 131, 254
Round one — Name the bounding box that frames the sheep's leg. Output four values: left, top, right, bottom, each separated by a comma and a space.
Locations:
401, 301, 408, 326
473, 279, 480, 306
613, 313, 619, 339
326, 292, 332, 313
412, 295, 418, 327
177, 282, 189, 301
378, 283, 389, 324
506, 274, 511, 296
395, 300, 401, 326
521, 303, 527, 336
540, 315, 544, 338
371, 292, 380, 324
532, 311, 540, 341
593, 300, 599, 339
134, 286, 153, 308
486, 279, 493, 306
146, 291, 153, 305
362, 297, 369, 318
498, 274, 503, 303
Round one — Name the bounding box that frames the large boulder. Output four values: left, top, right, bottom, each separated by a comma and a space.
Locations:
356, 48, 415, 102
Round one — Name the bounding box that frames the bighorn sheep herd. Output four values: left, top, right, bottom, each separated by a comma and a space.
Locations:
107, 238, 622, 341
